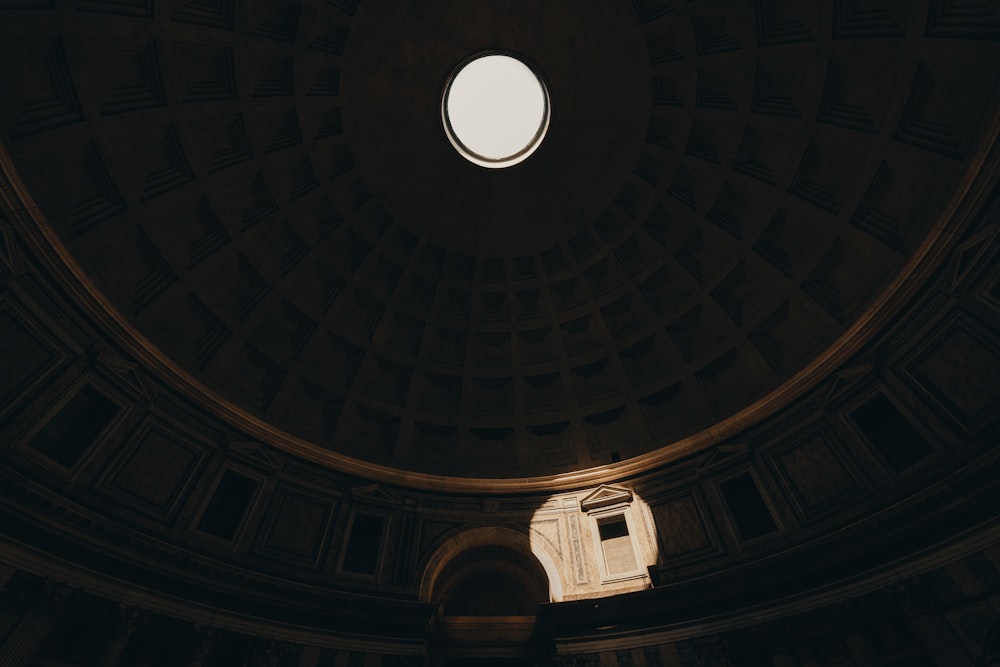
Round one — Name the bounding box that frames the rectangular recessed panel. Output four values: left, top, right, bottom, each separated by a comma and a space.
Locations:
108, 424, 204, 517
908, 321, 1000, 430
719, 473, 777, 541
775, 434, 861, 518
599, 516, 636, 575
651, 494, 713, 558
342, 512, 385, 575
197, 470, 258, 540
29, 386, 120, 468
263, 489, 335, 562
849, 393, 934, 473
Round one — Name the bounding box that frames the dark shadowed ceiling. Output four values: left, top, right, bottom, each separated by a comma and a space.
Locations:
0, 0, 997, 480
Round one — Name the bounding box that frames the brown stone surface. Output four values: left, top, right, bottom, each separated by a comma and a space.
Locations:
2, 1, 996, 478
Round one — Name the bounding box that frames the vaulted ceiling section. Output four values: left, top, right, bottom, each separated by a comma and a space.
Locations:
2, 0, 997, 485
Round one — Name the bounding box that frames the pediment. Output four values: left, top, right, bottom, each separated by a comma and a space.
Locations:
822, 363, 874, 405
580, 484, 633, 513
352, 484, 400, 507
948, 225, 998, 289
228, 440, 279, 471
694, 444, 750, 477
97, 352, 151, 400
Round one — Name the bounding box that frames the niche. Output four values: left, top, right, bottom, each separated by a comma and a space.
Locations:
434, 545, 548, 617
719, 472, 778, 542
340, 511, 386, 577
196, 469, 260, 542
27, 384, 121, 470
426, 540, 550, 662
849, 392, 934, 474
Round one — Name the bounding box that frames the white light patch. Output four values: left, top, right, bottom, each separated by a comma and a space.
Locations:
443, 54, 549, 169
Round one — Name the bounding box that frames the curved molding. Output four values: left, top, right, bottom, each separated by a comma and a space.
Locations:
0, 536, 428, 654
2, 517, 998, 652
0, 110, 998, 494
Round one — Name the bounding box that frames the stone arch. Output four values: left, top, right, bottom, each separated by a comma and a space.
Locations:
418, 525, 564, 605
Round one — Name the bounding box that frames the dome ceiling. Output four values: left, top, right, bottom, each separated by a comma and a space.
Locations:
0, 0, 997, 479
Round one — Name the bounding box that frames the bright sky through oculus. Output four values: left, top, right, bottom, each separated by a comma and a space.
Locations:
443, 54, 549, 169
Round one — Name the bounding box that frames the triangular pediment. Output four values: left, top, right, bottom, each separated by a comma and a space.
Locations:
228, 440, 279, 471
580, 484, 633, 513
352, 484, 400, 506
822, 362, 873, 405
695, 444, 750, 476
97, 353, 151, 399
948, 225, 998, 289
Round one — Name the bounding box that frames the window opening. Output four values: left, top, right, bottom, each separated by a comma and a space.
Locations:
850, 393, 933, 473
197, 470, 258, 541
719, 473, 777, 542
29, 385, 120, 468
598, 515, 637, 576
342, 512, 385, 576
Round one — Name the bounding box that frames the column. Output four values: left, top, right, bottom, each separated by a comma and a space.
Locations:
0, 564, 17, 590
677, 634, 730, 667
98, 604, 149, 666
0, 580, 72, 667
297, 645, 321, 667
183, 624, 221, 667
888, 578, 974, 667
755, 621, 798, 667
828, 602, 881, 667
249, 638, 278, 667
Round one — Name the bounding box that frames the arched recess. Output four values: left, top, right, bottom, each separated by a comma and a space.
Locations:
418, 525, 564, 604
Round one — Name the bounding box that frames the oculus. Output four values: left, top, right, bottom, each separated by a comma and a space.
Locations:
442, 53, 550, 169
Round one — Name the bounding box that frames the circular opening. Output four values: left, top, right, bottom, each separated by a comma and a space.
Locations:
442, 53, 550, 169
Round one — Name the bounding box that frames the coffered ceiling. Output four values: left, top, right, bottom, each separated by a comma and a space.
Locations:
1, 0, 997, 479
